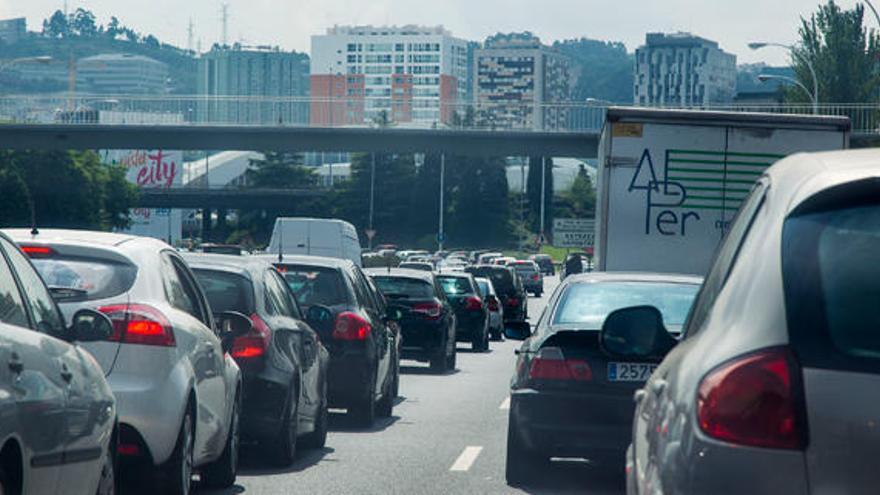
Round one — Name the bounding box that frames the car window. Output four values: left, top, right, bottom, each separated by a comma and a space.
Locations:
684, 181, 767, 337
1, 238, 65, 336
28, 256, 137, 302
192, 269, 255, 316
552, 281, 701, 332
372, 276, 435, 299
162, 253, 208, 325
437, 276, 474, 296
353, 268, 381, 313
0, 242, 31, 329
265, 269, 301, 319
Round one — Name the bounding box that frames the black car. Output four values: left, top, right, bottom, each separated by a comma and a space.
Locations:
435, 272, 489, 351
529, 254, 555, 276
502, 272, 702, 485
467, 265, 528, 323
366, 269, 457, 373
561, 253, 586, 279
271, 255, 400, 427
184, 253, 330, 466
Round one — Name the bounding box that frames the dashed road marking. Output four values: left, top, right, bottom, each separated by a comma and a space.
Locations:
499, 397, 510, 410
450, 446, 483, 472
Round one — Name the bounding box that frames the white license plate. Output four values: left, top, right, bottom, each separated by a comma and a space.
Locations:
607, 362, 657, 382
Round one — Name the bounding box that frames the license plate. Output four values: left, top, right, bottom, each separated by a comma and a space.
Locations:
607, 362, 657, 382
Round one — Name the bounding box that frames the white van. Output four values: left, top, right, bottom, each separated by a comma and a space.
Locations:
267, 217, 362, 266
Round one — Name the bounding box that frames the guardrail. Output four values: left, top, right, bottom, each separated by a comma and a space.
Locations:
0, 95, 876, 134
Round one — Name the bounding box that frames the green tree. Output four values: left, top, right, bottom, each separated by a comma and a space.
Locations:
446, 155, 511, 247
564, 165, 596, 218
246, 152, 315, 188
526, 156, 554, 233
42, 10, 69, 39
71, 8, 99, 37
0, 161, 33, 227
792, 1, 880, 105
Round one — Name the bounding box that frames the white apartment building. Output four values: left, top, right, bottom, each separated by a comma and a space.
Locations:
634, 32, 737, 107
310, 25, 469, 126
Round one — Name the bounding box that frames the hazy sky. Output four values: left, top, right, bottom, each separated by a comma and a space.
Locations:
0, 0, 868, 65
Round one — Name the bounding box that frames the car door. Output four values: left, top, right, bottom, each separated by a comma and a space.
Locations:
160, 252, 228, 464
0, 239, 68, 495
0, 237, 114, 495
350, 268, 388, 398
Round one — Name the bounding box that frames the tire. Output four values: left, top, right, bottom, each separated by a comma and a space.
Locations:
349, 373, 376, 427
429, 345, 449, 374
505, 416, 547, 487
159, 407, 194, 495
269, 386, 299, 466
300, 388, 328, 450
201, 394, 240, 489
95, 433, 117, 495
0, 463, 10, 495
474, 324, 489, 352
446, 346, 457, 370
376, 375, 394, 418
391, 350, 400, 398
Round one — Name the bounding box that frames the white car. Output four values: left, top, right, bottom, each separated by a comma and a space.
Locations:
6, 229, 250, 495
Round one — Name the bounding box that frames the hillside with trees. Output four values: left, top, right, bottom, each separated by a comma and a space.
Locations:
553, 38, 634, 104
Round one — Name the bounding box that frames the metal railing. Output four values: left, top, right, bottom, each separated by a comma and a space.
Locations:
0, 95, 876, 134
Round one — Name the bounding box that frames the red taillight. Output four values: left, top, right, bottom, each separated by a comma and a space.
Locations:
465, 296, 483, 311
333, 312, 371, 341
506, 297, 519, 308
532, 274, 539, 281
21, 245, 54, 257
98, 304, 175, 347
487, 298, 499, 312
231, 313, 271, 360
118, 443, 140, 456
528, 347, 592, 382
697, 347, 805, 450
412, 302, 442, 319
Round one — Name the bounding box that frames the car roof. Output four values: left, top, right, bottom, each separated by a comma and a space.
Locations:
435, 271, 471, 279
364, 268, 435, 281
183, 252, 274, 278
253, 253, 353, 270
564, 271, 704, 285
4, 228, 142, 248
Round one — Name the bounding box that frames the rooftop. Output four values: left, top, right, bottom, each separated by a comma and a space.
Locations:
325, 25, 453, 37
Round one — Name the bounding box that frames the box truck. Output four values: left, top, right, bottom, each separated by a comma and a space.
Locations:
596, 108, 850, 275
266, 217, 362, 266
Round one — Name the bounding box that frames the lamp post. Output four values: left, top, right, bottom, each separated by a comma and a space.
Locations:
749, 42, 818, 114
865, 0, 880, 28
438, 153, 445, 252
758, 74, 817, 111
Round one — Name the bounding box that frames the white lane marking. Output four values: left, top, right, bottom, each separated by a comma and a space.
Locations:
499, 397, 511, 410
450, 446, 484, 472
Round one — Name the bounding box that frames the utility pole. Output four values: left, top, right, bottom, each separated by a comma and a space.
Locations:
369, 152, 376, 250
220, 3, 229, 46
520, 158, 526, 252
539, 156, 547, 250
438, 154, 446, 252
187, 18, 195, 53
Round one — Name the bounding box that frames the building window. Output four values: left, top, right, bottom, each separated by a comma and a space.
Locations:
395, 43, 405, 51
347, 43, 357, 52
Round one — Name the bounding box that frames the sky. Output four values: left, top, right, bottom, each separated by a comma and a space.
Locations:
0, 0, 871, 65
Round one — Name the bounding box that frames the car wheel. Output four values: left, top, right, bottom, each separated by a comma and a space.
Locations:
349, 373, 376, 427
446, 345, 457, 370
95, 434, 117, 495
430, 345, 449, 374
270, 385, 299, 466
505, 416, 547, 487
201, 394, 240, 488
376, 375, 394, 418
160, 407, 194, 495
391, 349, 400, 398
300, 389, 328, 450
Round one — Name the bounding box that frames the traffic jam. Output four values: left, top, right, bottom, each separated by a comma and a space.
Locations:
0, 107, 877, 495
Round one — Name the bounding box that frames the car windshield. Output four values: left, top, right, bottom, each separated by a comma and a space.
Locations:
279, 265, 348, 307
192, 269, 255, 315
553, 281, 700, 331
470, 267, 515, 293
437, 276, 473, 296
371, 276, 435, 299
29, 256, 137, 302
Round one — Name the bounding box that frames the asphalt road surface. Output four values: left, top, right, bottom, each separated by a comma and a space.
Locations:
194, 275, 625, 495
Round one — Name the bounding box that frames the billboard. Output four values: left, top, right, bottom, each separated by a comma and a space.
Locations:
553, 218, 595, 248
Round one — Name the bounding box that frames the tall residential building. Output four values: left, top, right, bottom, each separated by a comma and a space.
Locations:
634, 32, 737, 107
310, 25, 469, 126
197, 46, 310, 125
473, 32, 573, 131
77, 54, 169, 94
0, 18, 26, 44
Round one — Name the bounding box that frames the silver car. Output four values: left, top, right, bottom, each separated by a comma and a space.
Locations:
474, 277, 504, 340
5, 229, 248, 495
0, 231, 117, 495
624, 148, 880, 495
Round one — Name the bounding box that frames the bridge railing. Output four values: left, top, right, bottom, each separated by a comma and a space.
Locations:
0, 95, 876, 133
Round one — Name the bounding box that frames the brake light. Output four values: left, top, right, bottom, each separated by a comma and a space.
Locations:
118, 443, 141, 456
465, 296, 483, 311
697, 347, 805, 450
20, 245, 54, 257
487, 297, 499, 312
528, 347, 592, 382
231, 313, 271, 360
98, 304, 175, 347
532, 274, 539, 281
506, 297, 519, 308
412, 302, 442, 319
333, 312, 371, 340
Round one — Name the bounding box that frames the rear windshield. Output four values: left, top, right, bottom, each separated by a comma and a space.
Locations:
511, 263, 537, 273
279, 264, 349, 307
30, 257, 137, 302
371, 276, 435, 299
553, 281, 700, 331
783, 203, 880, 362
469, 267, 514, 293
192, 269, 255, 315
437, 276, 474, 296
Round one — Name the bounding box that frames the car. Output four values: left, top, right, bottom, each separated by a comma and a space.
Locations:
466, 265, 528, 323
477, 252, 503, 265
529, 254, 555, 276
0, 231, 118, 495
184, 253, 330, 466
398, 261, 435, 272
405, 255, 431, 263
435, 272, 490, 352
437, 258, 468, 272
509, 260, 543, 297
474, 277, 504, 341
503, 272, 702, 486
7, 229, 248, 495
366, 269, 457, 373
492, 256, 516, 266
269, 255, 400, 427
560, 252, 587, 279
267, 218, 362, 267
626, 149, 880, 495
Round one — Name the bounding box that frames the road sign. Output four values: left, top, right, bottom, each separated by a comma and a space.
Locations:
365, 229, 377, 240
553, 218, 595, 249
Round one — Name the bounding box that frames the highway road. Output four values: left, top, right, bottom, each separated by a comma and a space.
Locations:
194, 275, 625, 495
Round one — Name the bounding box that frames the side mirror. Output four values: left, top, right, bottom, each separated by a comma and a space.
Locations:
216, 311, 253, 354
504, 321, 532, 341
599, 305, 677, 360
69, 309, 115, 342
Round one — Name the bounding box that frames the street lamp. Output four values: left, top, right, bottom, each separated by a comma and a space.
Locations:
749, 42, 818, 114
758, 74, 817, 111
865, 0, 880, 28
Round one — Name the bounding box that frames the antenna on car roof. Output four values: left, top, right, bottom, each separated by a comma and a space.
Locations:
29, 204, 38, 236
277, 218, 284, 264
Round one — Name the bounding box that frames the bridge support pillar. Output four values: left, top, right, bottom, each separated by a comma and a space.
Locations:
202, 208, 212, 242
